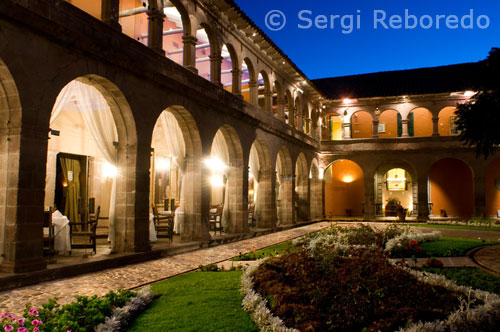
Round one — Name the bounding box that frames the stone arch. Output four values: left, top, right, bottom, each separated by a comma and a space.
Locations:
486, 157, 500, 217
273, 80, 284, 119
409, 107, 433, 137
429, 158, 473, 217
221, 43, 241, 96
310, 158, 322, 219
295, 153, 309, 221
350, 110, 372, 139
150, 105, 203, 241
249, 138, 275, 228
242, 57, 256, 104
210, 125, 246, 233
294, 95, 303, 130
324, 159, 365, 216
378, 109, 399, 138
438, 106, 459, 136
45, 75, 138, 255
258, 70, 272, 113
195, 22, 219, 82
0, 57, 22, 268
161, 0, 192, 66
374, 161, 418, 216
276, 146, 293, 224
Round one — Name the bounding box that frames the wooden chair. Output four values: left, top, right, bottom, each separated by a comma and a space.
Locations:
152, 204, 174, 242
209, 205, 223, 235
43, 207, 55, 258
248, 204, 256, 228
70, 206, 100, 254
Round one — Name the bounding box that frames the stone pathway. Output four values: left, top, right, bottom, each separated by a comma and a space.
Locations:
472, 245, 500, 276
0, 222, 331, 316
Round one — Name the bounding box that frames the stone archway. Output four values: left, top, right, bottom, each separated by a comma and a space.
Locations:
310, 158, 323, 220
249, 139, 275, 228
324, 160, 365, 216
150, 105, 203, 241
295, 153, 309, 221
276, 146, 293, 224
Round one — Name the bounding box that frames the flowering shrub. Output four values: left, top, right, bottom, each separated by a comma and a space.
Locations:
385, 230, 441, 254
1, 310, 46, 332
391, 239, 423, 257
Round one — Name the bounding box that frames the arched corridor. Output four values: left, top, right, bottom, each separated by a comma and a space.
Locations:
295, 153, 309, 222
324, 160, 364, 216
276, 147, 293, 224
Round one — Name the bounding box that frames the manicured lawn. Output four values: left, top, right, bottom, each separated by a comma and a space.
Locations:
420, 237, 496, 257
423, 267, 500, 294
408, 223, 500, 232
126, 271, 258, 332
230, 240, 295, 261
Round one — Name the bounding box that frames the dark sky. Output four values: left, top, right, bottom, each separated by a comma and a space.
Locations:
233, 0, 500, 79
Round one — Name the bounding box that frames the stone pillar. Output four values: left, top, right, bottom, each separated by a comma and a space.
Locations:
342, 123, 351, 139
200, 157, 212, 240
363, 170, 376, 220
101, 0, 121, 30
432, 116, 440, 137
1, 128, 47, 273
401, 119, 409, 137
372, 120, 379, 138
297, 113, 304, 132
417, 175, 430, 220
310, 177, 323, 219
288, 106, 295, 128
304, 118, 311, 135
210, 54, 222, 86
295, 175, 309, 221
224, 165, 247, 233
182, 35, 198, 73
147, 8, 165, 55
264, 91, 272, 113
231, 68, 242, 97
255, 170, 276, 228
248, 80, 258, 106
277, 99, 285, 121
279, 175, 294, 225
181, 156, 208, 241
474, 171, 486, 217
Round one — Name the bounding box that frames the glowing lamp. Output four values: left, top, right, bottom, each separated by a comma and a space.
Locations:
210, 175, 224, 187
343, 98, 351, 105
204, 157, 227, 171
342, 175, 354, 183
156, 157, 170, 171
103, 162, 118, 178
464, 91, 475, 97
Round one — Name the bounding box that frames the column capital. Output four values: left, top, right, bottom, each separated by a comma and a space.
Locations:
182, 35, 198, 45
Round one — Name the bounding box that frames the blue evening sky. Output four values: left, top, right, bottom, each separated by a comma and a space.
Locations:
233, 0, 500, 79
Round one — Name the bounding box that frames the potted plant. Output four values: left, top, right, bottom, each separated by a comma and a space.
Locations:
385, 198, 400, 216
396, 205, 408, 221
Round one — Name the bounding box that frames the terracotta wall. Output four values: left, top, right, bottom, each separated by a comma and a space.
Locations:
68, 0, 102, 19
412, 107, 433, 137
351, 111, 372, 139
430, 158, 473, 216
438, 107, 457, 136
324, 160, 365, 216
486, 157, 500, 217
378, 110, 398, 138
118, 0, 148, 44
163, 13, 184, 66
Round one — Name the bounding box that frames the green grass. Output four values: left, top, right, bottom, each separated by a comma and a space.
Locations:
423, 267, 500, 294
230, 240, 295, 261
420, 237, 496, 257
408, 223, 500, 232
126, 271, 258, 332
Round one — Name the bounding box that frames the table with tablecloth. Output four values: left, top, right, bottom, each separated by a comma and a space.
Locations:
43, 210, 71, 254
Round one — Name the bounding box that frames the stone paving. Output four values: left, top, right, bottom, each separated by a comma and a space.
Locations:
0, 222, 331, 316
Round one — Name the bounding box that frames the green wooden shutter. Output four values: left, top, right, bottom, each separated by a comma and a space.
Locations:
408, 112, 414, 137
397, 113, 402, 137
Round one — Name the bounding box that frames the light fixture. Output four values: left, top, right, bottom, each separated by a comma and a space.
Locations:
342, 175, 354, 183
103, 162, 118, 178
319, 168, 324, 180
204, 157, 227, 171
210, 175, 224, 187
343, 98, 351, 104
252, 32, 256, 37
464, 90, 475, 97
156, 157, 170, 171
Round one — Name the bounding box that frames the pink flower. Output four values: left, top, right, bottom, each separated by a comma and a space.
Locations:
67, 330, 72, 332
31, 319, 43, 326
17, 327, 28, 332
27, 309, 38, 317
4, 325, 14, 332
0, 313, 8, 318
33, 328, 39, 332
397, 243, 402, 247
16, 318, 24, 326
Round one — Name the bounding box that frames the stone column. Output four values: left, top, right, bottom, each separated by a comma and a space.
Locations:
200, 157, 212, 240
417, 176, 430, 220
288, 106, 295, 128
210, 54, 222, 86
310, 177, 323, 219
101, 0, 121, 30
372, 119, 379, 138
279, 175, 294, 225
342, 123, 351, 139
182, 35, 198, 74
248, 80, 258, 106
264, 91, 273, 113
231, 68, 242, 97
277, 99, 285, 121
147, 8, 165, 55
432, 116, 440, 137
363, 170, 376, 220
255, 170, 276, 228
224, 165, 247, 233
1, 128, 47, 273
401, 119, 409, 137
297, 113, 304, 132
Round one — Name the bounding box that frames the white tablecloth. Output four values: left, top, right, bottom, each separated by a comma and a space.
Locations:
149, 213, 157, 242
43, 210, 71, 254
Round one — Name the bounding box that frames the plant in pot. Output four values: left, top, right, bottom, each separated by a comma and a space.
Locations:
385, 198, 400, 216
396, 205, 408, 221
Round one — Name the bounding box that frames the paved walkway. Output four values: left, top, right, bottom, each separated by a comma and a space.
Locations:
1, 221, 500, 316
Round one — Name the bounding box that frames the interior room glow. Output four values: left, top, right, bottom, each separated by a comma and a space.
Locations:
210, 175, 224, 187
319, 168, 324, 180
204, 157, 227, 171
103, 162, 118, 178
342, 175, 354, 183
156, 157, 171, 171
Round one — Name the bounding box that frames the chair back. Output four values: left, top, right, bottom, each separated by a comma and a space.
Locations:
152, 204, 159, 216
216, 205, 224, 214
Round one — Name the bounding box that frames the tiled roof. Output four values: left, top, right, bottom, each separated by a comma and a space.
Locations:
312, 62, 484, 100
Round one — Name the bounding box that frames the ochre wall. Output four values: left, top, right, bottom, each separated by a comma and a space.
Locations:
430, 158, 473, 217
486, 157, 500, 217
411, 108, 433, 137
118, 0, 148, 43
68, 0, 102, 19
351, 111, 372, 139
324, 160, 365, 216
438, 107, 457, 136
378, 110, 398, 138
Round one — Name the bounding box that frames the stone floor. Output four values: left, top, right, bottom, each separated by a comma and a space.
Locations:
1, 221, 500, 316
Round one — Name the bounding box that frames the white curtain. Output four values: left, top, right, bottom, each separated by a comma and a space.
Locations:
211, 131, 230, 226
249, 146, 261, 220
51, 80, 118, 245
